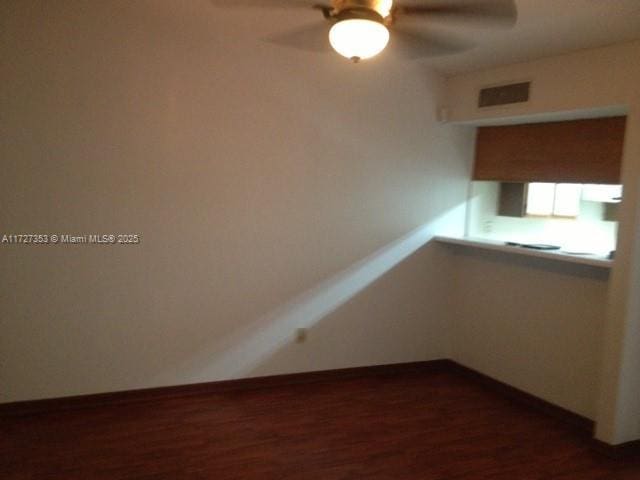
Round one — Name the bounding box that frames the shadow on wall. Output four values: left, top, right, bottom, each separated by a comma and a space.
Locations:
150, 205, 465, 386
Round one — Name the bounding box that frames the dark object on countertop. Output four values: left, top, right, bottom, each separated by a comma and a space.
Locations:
609, 250, 616, 259
522, 244, 562, 250
505, 242, 561, 251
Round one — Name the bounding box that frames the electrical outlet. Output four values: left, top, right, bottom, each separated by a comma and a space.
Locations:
295, 328, 307, 343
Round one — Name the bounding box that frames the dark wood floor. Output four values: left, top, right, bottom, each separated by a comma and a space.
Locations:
2, 368, 639, 479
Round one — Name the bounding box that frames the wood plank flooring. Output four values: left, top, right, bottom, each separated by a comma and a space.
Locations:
2, 368, 639, 479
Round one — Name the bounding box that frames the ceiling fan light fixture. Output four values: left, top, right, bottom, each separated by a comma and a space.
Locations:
329, 18, 390, 62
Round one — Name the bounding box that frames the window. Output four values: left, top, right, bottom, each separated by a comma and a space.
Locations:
526, 183, 556, 216
526, 183, 582, 217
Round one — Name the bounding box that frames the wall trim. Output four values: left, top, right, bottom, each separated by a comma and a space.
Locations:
447, 361, 595, 434
0, 360, 452, 417
591, 438, 640, 459
3, 358, 636, 457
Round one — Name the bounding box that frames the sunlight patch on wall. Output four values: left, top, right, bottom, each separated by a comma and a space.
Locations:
163, 204, 466, 383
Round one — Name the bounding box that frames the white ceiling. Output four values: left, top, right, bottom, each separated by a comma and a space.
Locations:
427, 0, 640, 74
209, 0, 640, 75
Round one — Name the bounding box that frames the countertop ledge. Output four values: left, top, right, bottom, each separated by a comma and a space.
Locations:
434, 236, 613, 269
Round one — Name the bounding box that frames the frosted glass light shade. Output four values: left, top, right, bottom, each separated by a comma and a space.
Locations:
329, 19, 389, 61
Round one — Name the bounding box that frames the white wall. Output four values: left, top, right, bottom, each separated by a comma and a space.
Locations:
446, 40, 640, 443
0, 0, 473, 402
458, 181, 613, 421
445, 245, 609, 419
4, 1, 638, 447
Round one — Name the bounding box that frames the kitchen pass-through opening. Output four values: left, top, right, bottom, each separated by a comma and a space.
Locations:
467, 181, 621, 257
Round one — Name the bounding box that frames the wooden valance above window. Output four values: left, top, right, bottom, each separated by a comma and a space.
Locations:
473, 116, 626, 184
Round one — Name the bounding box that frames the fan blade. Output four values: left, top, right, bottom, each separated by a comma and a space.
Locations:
209, 0, 325, 9
390, 26, 475, 59
265, 23, 331, 53
395, 0, 517, 26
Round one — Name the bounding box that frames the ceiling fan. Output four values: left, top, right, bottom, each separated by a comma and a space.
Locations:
209, 0, 517, 63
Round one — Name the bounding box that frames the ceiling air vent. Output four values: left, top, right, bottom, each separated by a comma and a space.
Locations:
478, 82, 530, 108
